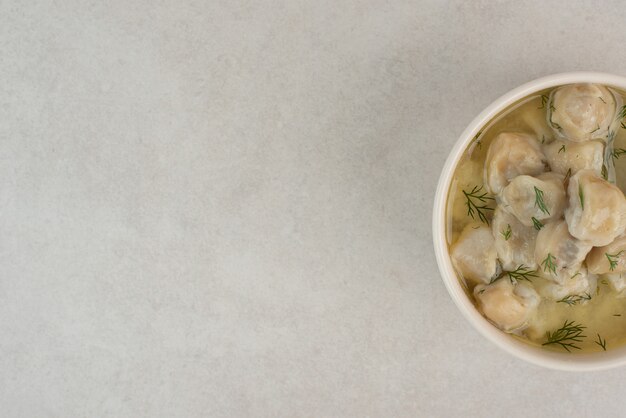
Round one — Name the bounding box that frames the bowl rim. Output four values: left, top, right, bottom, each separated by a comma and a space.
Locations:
433, 71, 626, 371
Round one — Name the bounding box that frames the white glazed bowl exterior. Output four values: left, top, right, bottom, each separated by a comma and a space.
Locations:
433, 72, 626, 371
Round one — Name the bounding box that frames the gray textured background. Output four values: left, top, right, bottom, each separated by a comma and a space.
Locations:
2, 1, 625, 417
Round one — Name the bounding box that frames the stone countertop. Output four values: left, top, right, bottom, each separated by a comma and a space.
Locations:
2, 1, 625, 416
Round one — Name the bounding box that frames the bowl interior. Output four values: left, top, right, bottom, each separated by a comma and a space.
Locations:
433, 72, 626, 371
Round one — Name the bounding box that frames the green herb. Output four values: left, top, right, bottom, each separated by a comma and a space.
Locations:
506, 264, 538, 284
595, 334, 607, 351
501, 224, 512, 241
472, 130, 483, 149
590, 125, 601, 134
621, 122, 626, 129
542, 320, 587, 352
578, 184, 585, 209
563, 168, 572, 186
601, 164, 608, 180
617, 105, 626, 121
462, 185, 495, 225
541, 253, 557, 276
532, 217, 544, 230
558, 144, 566, 153
599, 96, 607, 104
605, 250, 624, 271
534, 186, 550, 215
611, 148, 626, 160
557, 293, 591, 306
538, 95, 549, 109
601, 279, 609, 285
570, 271, 582, 279
541, 135, 546, 144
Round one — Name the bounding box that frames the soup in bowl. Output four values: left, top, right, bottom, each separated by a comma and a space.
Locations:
433, 72, 626, 371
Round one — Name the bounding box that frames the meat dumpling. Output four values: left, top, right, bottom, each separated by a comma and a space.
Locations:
548, 83, 620, 142
450, 223, 500, 285
586, 234, 626, 274
484, 132, 547, 195
474, 278, 539, 333
536, 266, 597, 302
543, 138, 604, 177
534, 220, 592, 284
491, 206, 538, 271
499, 172, 566, 227
565, 170, 626, 246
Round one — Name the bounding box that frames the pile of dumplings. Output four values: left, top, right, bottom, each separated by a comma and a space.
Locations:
451, 83, 626, 334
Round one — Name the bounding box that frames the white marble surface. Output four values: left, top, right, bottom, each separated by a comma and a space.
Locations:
3, 1, 626, 416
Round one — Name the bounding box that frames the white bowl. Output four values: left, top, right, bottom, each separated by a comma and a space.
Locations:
433, 72, 626, 371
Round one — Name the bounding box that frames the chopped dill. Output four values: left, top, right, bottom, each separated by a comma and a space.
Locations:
538, 94, 549, 109
557, 293, 591, 306
506, 265, 538, 284
541, 253, 557, 276
590, 125, 601, 134
462, 185, 494, 225
578, 184, 584, 209
501, 224, 512, 241
532, 217, 544, 230
617, 105, 626, 121
534, 186, 550, 215
542, 320, 586, 352
621, 122, 626, 130
611, 148, 626, 160
601, 164, 608, 180
558, 144, 566, 153
605, 250, 624, 271
563, 168, 572, 186
599, 96, 607, 104
595, 334, 607, 351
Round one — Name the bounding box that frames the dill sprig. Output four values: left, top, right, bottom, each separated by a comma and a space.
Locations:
605, 250, 624, 271
578, 184, 585, 210
621, 122, 626, 130
538, 94, 549, 109
506, 264, 538, 284
534, 186, 550, 215
617, 105, 626, 121
557, 293, 591, 306
599, 96, 607, 104
590, 125, 601, 134
542, 320, 587, 352
472, 130, 483, 149
462, 185, 494, 225
595, 334, 607, 351
601, 164, 609, 180
541, 253, 557, 276
558, 144, 566, 154
531, 217, 544, 230
611, 148, 626, 160
501, 224, 512, 241
563, 168, 572, 186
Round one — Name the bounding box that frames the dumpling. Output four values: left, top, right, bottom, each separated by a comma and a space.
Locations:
543, 138, 604, 176
586, 234, 626, 274
548, 83, 620, 142
565, 170, 626, 246
491, 206, 538, 271
474, 278, 539, 333
451, 223, 500, 285
534, 220, 592, 284
484, 132, 547, 194
536, 266, 597, 302
604, 273, 626, 297
499, 172, 566, 227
